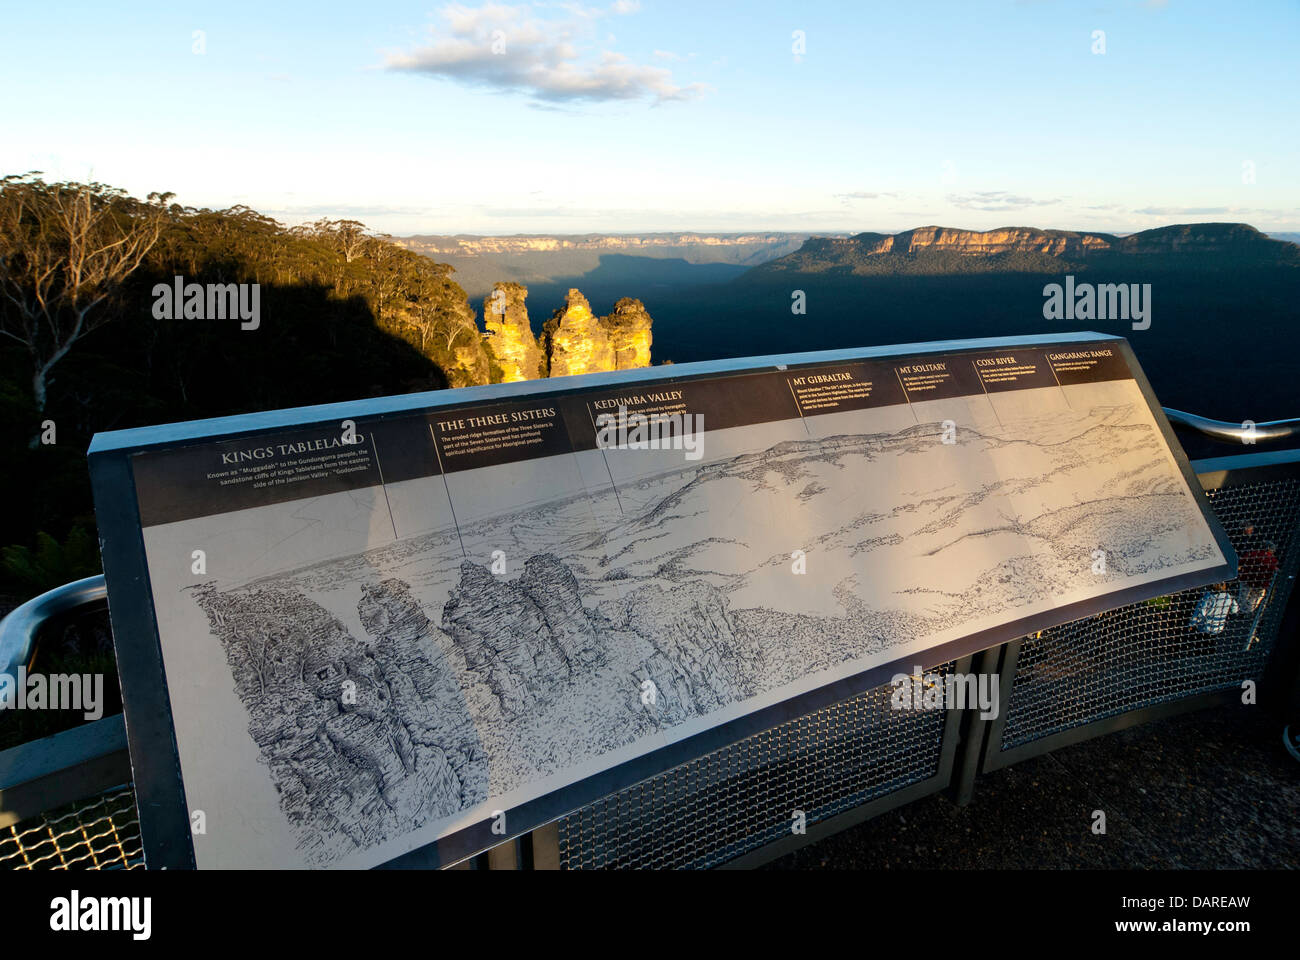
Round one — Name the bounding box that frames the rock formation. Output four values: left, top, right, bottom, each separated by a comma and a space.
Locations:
450, 340, 492, 388
756, 223, 1300, 277
438, 552, 758, 730
390, 259, 654, 385
193, 580, 485, 866
622, 580, 757, 723
537, 289, 656, 379
542, 288, 616, 378
482, 282, 543, 382
357, 578, 430, 644
440, 556, 613, 717
519, 555, 605, 670
846, 226, 1113, 258
600, 297, 653, 371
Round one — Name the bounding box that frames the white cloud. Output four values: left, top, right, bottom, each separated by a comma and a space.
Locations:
1131, 205, 1229, 216
385, 2, 705, 104
834, 191, 898, 204
946, 191, 1060, 212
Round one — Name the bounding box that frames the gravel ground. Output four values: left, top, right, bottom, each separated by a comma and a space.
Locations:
766, 704, 1300, 869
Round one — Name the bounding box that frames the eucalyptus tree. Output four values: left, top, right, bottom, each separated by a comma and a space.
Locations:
0, 173, 169, 415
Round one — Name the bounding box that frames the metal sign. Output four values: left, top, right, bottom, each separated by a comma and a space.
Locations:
88, 332, 1234, 868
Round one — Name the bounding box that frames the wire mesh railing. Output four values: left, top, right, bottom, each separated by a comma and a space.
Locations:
557, 661, 955, 870
997, 473, 1300, 755
0, 786, 143, 870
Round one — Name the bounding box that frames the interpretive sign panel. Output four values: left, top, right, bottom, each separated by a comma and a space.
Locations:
88, 332, 1234, 868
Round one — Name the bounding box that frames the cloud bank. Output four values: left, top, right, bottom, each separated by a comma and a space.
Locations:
384, 2, 707, 105
946, 191, 1061, 212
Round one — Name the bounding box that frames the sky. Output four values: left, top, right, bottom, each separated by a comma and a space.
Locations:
2, 1, 1297, 236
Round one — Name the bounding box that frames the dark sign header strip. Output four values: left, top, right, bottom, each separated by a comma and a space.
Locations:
132, 342, 1132, 527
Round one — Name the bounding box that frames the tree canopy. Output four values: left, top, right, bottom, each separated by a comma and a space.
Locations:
0, 177, 492, 592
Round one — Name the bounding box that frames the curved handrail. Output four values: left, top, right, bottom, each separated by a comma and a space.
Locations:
0, 575, 107, 678
1162, 409, 1300, 445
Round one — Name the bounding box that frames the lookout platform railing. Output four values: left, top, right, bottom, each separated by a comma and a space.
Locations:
3, 410, 1298, 870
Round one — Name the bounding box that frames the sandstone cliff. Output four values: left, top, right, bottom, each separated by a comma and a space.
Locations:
398, 278, 655, 386
542, 288, 616, 378
539, 289, 655, 378
193, 580, 486, 866
443, 563, 556, 717
600, 297, 654, 371
395, 232, 811, 259
622, 580, 758, 723
451, 339, 493, 388
482, 282, 543, 382
755, 223, 1300, 277
440, 556, 599, 717
438, 553, 760, 731
774, 225, 1115, 275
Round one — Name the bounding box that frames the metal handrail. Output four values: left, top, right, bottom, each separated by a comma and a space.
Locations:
0, 575, 107, 678
1163, 408, 1300, 445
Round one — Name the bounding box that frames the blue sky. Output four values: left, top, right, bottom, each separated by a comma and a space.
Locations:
3, 1, 1296, 235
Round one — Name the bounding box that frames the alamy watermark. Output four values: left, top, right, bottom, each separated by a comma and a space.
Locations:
152, 275, 260, 330
1043, 275, 1150, 330
0, 667, 105, 720
50, 890, 150, 940
891, 666, 998, 720
594, 404, 704, 461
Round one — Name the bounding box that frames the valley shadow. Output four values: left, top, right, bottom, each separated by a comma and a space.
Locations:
520, 254, 751, 327
643, 266, 1300, 444
0, 280, 451, 559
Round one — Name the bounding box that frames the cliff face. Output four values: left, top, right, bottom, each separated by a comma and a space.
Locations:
482, 282, 543, 382
438, 553, 760, 731
452, 341, 492, 387
441, 560, 571, 717
543, 288, 616, 378
600, 297, 653, 371
194, 580, 486, 866
784, 226, 1116, 270
518, 555, 605, 670
757, 223, 1299, 277
538, 289, 655, 378
397, 233, 811, 257
439, 554, 612, 717
623, 580, 757, 722
878, 225, 1115, 257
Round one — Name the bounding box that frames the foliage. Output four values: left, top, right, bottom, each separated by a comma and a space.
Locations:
1, 527, 101, 595
0, 178, 490, 589
0, 174, 171, 413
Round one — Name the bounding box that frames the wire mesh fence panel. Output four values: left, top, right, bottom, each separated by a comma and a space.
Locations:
3, 474, 1295, 872
0, 786, 143, 870
560, 473, 1300, 868
557, 661, 955, 870
1001, 476, 1300, 752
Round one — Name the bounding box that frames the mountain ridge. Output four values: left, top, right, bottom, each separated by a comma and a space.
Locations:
393, 233, 823, 300
751, 223, 1300, 278
397, 232, 822, 257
